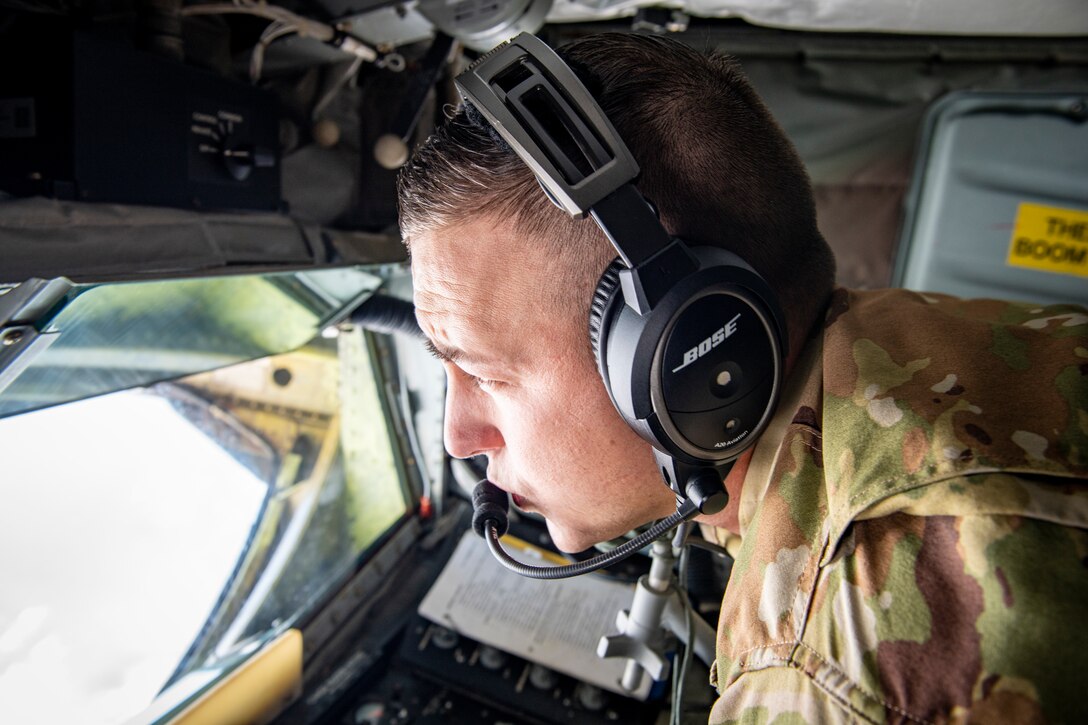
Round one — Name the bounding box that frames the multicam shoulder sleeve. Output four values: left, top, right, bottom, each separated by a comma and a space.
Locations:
710, 289, 1088, 724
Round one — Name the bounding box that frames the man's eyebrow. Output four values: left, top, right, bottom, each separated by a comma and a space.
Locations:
424, 338, 462, 364
424, 338, 501, 371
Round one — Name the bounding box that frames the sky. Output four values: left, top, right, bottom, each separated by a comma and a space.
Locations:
0, 391, 267, 725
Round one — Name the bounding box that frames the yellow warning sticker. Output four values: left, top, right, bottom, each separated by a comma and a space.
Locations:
1007, 202, 1088, 278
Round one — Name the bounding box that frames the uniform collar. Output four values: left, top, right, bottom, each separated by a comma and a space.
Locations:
737, 332, 825, 538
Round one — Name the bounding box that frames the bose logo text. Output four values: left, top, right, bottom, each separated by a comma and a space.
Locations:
672, 313, 741, 373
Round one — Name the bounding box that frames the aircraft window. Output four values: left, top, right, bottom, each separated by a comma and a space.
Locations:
0, 267, 382, 419
0, 293, 411, 725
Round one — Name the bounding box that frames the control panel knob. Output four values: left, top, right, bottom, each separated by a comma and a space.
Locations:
478, 645, 507, 670
430, 626, 459, 650
528, 663, 558, 690
576, 683, 606, 712
222, 141, 275, 181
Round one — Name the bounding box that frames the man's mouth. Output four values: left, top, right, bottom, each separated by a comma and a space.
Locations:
487, 471, 531, 511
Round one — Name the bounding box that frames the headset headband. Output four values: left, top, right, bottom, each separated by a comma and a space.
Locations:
455, 33, 698, 315
455, 33, 636, 216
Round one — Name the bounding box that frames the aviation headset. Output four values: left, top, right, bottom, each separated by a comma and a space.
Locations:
456, 33, 788, 523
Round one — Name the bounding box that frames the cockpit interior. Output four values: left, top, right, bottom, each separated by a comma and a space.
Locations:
1, 1, 1085, 723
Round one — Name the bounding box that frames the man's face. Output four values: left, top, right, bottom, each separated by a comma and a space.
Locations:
411, 216, 676, 552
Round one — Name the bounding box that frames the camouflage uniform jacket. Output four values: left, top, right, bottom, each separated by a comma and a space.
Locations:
708, 288, 1088, 724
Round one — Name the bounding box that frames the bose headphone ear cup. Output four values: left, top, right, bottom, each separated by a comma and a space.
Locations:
587, 245, 787, 467
588, 258, 624, 364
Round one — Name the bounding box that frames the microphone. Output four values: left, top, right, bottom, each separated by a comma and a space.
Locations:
471, 480, 710, 580
472, 479, 510, 538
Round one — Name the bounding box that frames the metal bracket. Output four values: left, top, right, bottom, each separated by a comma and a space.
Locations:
0, 278, 72, 397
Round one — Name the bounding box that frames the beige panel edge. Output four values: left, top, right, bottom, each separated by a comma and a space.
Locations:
171, 629, 303, 725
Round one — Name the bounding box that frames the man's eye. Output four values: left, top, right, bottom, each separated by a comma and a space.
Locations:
446, 364, 503, 391
470, 374, 502, 390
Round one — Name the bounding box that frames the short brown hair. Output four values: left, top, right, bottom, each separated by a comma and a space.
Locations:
397, 32, 836, 350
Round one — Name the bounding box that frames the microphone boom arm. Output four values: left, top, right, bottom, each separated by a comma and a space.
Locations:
481, 499, 697, 580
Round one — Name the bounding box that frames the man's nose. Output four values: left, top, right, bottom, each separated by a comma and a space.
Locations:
443, 369, 504, 459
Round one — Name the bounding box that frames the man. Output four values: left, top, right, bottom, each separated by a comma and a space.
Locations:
398, 32, 1088, 723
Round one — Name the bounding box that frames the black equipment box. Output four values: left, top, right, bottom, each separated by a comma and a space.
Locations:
0, 27, 280, 211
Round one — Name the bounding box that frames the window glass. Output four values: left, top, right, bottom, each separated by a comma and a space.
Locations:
0, 268, 381, 418
0, 317, 410, 725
